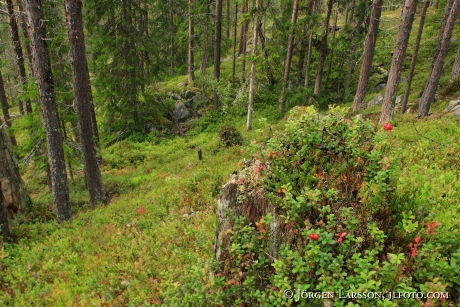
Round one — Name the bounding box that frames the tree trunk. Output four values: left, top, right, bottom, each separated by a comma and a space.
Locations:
241, 1, 249, 83
214, 0, 223, 108
379, 0, 418, 124
0, 72, 12, 127
439, 0, 454, 41
325, 6, 339, 86
449, 45, 460, 82
0, 124, 31, 218
247, 0, 261, 131
296, 23, 308, 87
65, 0, 107, 207
0, 71, 17, 146
401, 0, 430, 113
304, 33, 313, 88
314, 0, 334, 95
6, 0, 32, 114
279, 0, 300, 111
430, 0, 454, 68
239, 0, 249, 55
232, 1, 238, 87
168, 1, 175, 75
188, 0, 195, 85
419, 0, 460, 117
16, 0, 34, 77
26, 0, 72, 221
257, 14, 276, 88
226, 0, 231, 39
352, 0, 383, 112
0, 185, 11, 241
201, 1, 211, 77
349, 0, 356, 24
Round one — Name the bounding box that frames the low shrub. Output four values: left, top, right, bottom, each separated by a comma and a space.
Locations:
219, 125, 243, 147
214, 106, 457, 306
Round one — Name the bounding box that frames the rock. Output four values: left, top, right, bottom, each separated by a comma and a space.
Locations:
185, 98, 193, 108
185, 90, 197, 99
172, 101, 192, 122
168, 92, 182, 101
395, 95, 403, 105
375, 82, 386, 91
445, 99, 460, 116
367, 94, 384, 107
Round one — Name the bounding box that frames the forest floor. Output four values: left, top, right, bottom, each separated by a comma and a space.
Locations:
1, 102, 459, 306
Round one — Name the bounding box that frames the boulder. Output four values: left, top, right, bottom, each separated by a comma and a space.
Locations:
167, 92, 182, 101
172, 101, 192, 122
445, 99, 460, 116
375, 82, 386, 91
367, 94, 384, 107
185, 90, 197, 99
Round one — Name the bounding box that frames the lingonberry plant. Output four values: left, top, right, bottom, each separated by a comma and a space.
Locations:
215, 106, 457, 306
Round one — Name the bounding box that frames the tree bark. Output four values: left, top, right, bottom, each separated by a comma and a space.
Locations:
214, 0, 223, 108
304, 33, 313, 88
0, 124, 31, 218
6, 0, 32, 114
325, 6, 339, 86
226, 0, 231, 39
379, 0, 418, 124
247, 0, 261, 131
232, 1, 238, 87
0, 185, 11, 241
449, 45, 460, 82
16, 0, 34, 77
401, 0, 430, 113
439, 0, 454, 41
256, 13, 276, 88
296, 23, 308, 87
239, 0, 249, 55
26, 0, 72, 221
419, 0, 460, 117
0, 72, 12, 127
314, 0, 334, 95
65, 0, 107, 207
279, 0, 300, 111
352, 0, 383, 112
188, 0, 195, 85
0, 71, 17, 146
201, 1, 211, 77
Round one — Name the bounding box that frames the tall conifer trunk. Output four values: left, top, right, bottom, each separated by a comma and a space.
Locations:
188, 0, 195, 85
26, 0, 72, 221
232, 1, 238, 87
279, 0, 300, 111
6, 0, 32, 114
352, 0, 383, 112
450, 45, 460, 82
419, 0, 460, 117
247, 0, 261, 131
0, 71, 17, 146
214, 0, 223, 108
401, 0, 430, 113
0, 124, 31, 218
314, 0, 334, 95
65, 0, 107, 207
16, 0, 34, 77
379, 0, 418, 124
